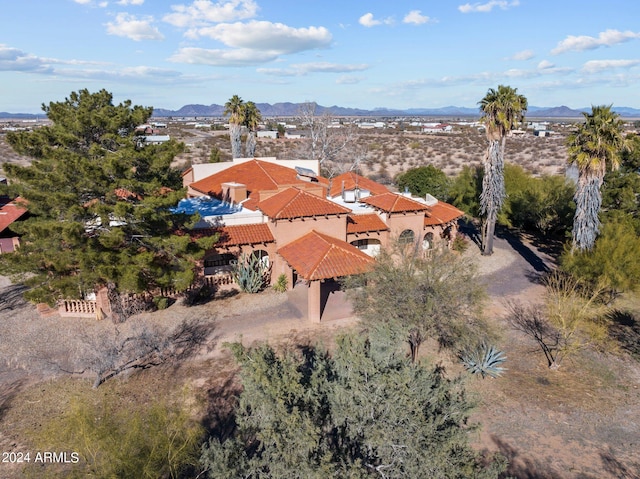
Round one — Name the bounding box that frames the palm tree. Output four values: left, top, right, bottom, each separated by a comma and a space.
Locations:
243, 101, 262, 158
568, 105, 629, 251
224, 94, 244, 158
478, 85, 528, 255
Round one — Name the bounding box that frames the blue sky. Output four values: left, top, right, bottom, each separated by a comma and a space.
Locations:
2, 0, 640, 113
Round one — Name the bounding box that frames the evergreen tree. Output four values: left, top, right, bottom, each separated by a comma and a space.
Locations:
200, 335, 505, 478
395, 165, 451, 199
0, 89, 214, 304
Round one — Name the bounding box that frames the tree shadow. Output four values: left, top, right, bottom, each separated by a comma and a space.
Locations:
458, 218, 483, 249
0, 378, 24, 422
487, 435, 570, 479
600, 448, 640, 479
497, 227, 551, 275
0, 284, 29, 312
202, 372, 241, 441
607, 309, 640, 360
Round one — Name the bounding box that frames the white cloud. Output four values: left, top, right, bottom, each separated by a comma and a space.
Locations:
552, 29, 640, 55
358, 13, 393, 27
336, 75, 363, 85
537, 60, 555, 69
163, 0, 258, 28
191, 21, 332, 54
582, 59, 640, 73
106, 13, 164, 41
258, 62, 369, 76
359, 13, 381, 27
0, 45, 52, 73
508, 49, 534, 61
73, 0, 92, 4
403, 10, 431, 25
168, 46, 280, 66
117, 0, 144, 4
458, 0, 519, 13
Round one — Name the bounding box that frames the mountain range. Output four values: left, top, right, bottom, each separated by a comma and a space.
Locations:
147, 103, 640, 119
3, 103, 640, 120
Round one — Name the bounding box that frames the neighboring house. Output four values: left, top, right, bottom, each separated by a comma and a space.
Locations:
422, 123, 453, 134
178, 159, 464, 321
137, 135, 171, 147
257, 130, 278, 139
0, 196, 28, 253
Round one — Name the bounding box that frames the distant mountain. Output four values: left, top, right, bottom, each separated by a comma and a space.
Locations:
151, 103, 640, 119
4, 103, 640, 120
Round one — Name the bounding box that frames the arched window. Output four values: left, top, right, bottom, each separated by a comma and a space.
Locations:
398, 229, 415, 245
423, 232, 434, 250
251, 249, 270, 268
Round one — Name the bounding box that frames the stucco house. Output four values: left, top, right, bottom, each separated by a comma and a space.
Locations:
177, 158, 464, 321
0, 196, 28, 254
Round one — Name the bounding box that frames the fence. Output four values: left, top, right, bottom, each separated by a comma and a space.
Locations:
58, 299, 98, 318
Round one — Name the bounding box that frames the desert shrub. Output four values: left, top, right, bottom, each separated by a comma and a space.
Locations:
501, 163, 575, 237
153, 295, 171, 310
561, 217, 640, 296
28, 396, 204, 478
273, 273, 288, 293
452, 232, 470, 253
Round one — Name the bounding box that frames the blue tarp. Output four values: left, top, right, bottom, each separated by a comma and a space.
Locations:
172, 197, 243, 216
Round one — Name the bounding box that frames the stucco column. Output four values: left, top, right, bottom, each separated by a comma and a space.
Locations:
308, 280, 321, 322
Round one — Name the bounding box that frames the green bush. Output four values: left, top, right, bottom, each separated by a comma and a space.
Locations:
273, 273, 288, 293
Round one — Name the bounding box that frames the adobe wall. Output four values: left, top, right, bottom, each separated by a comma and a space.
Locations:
268, 214, 348, 246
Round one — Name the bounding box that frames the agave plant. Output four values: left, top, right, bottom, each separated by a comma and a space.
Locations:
231, 253, 271, 293
460, 343, 507, 378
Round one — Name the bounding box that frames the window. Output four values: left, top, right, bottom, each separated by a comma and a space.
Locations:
398, 229, 415, 245
423, 232, 434, 250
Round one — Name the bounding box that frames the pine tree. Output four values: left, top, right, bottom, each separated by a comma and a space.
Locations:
0, 89, 215, 304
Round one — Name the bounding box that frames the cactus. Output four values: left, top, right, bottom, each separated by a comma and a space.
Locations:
230, 253, 271, 293
460, 343, 506, 378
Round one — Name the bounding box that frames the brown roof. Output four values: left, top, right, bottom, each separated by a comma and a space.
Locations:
188, 160, 328, 210
329, 172, 389, 197
361, 192, 429, 213
424, 201, 465, 226
278, 230, 374, 280
190, 223, 274, 247
0, 197, 28, 235
346, 213, 389, 234
258, 187, 351, 220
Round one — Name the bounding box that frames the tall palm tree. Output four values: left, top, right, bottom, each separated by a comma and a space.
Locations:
568, 105, 629, 251
243, 101, 262, 158
224, 94, 244, 158
478, 85, 528, 255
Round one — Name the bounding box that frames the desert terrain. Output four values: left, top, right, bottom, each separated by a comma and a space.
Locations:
2, 123, 640, 478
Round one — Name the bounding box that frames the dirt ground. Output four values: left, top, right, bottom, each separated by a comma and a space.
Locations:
1, 229, 639, 478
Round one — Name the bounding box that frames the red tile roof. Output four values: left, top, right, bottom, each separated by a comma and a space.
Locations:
0, 197, 28, 234
188, 160, 328, 210
424, 201, 465, 226
114, 188, 142, 201
190, 223, 274, 247
329, 172, 389, 197
278, 230, 374, 280
258, 187, 351, 220
361, 192, 429, 213
346, 213, 389, 234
